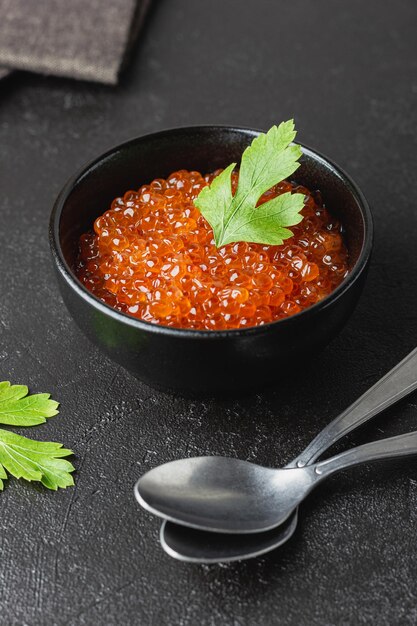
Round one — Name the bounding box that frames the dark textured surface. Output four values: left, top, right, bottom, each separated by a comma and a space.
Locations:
0, 0, 416, 624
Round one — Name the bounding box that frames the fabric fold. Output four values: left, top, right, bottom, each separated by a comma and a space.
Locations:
0, 0, 150, 84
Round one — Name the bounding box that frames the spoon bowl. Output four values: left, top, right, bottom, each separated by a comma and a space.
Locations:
160, 511, 299, 563
136, 456, 315, 533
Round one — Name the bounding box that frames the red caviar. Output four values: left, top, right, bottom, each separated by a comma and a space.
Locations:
75, 170, 349, 330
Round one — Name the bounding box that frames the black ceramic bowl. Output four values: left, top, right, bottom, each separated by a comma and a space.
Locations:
50, 126, 372, 395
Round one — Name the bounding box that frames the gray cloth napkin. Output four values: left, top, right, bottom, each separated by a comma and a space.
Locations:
0, 0, 150, 84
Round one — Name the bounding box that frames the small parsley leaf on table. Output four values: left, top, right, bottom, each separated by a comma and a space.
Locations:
0, 381, 59, 426
0, 429, 75, 490
0, 381, 74, 491
194, 120, 306, 248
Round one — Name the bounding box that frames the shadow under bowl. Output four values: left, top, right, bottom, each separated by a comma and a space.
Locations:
49, 126, 373, 396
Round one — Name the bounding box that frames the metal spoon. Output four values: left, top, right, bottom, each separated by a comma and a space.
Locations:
159, 349, 417, 563
161, 430, 417, 562
160, 348, 417, 563
141, 429, 417, 534
135, 347, 417, 535
160, 510, 299, 564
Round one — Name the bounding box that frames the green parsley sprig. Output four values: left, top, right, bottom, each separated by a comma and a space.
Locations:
194, 120, 305, 247
0, 381, 74, 491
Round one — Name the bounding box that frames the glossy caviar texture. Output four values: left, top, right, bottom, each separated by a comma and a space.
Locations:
76, 170, 349, 330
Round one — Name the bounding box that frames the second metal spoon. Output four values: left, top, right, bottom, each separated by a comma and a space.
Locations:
160, 510, 299, 563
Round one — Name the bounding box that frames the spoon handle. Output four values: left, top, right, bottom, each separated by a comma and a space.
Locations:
291, 347, 417, 468
314, 430, 417, 478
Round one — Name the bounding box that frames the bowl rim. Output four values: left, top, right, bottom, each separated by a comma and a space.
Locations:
49, 124, 373, 339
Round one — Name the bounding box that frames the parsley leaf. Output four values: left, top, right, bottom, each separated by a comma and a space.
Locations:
0, 381, 74, 491
194, 120, 305, 247
0, 381, 59, 426
0, 428, 74, 490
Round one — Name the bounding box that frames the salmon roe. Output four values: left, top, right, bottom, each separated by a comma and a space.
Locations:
75, 170, 349, 330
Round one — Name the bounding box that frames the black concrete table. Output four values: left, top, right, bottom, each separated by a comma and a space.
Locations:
1, 1, 417, 624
